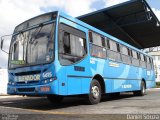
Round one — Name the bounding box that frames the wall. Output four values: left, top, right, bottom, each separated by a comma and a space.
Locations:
153, 60, 160, 82
148, 51, 160, 82
0, 69, 8, 95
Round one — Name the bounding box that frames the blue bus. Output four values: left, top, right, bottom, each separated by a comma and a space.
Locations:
1, 11, 155, 104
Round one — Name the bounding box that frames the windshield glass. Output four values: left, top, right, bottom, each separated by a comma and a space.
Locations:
9, 23, 55, 68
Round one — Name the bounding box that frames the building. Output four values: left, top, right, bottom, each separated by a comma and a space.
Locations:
0, 69, 8, 95
147, 47, 160, 82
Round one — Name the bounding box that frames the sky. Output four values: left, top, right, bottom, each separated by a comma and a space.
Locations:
0, 0, 160, 69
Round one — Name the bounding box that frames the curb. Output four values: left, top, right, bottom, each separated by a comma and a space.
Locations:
147, 88, 160, 91
151, 88, 160, 89
0, 94, 9, 96
0, 95, 21, 99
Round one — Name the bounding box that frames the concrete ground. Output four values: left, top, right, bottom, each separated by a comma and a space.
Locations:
0, 88, 160, 120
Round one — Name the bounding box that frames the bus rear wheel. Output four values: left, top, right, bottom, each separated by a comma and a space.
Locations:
47, 95, 64, 104
134, 81, 146, 96
87, 79, 102, 105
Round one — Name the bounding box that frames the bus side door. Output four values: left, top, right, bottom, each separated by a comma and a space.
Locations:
58, 17, 89, 95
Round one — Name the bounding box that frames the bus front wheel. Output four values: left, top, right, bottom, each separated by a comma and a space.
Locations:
134, 81, 146, 96
87, 79, 102, 105
47, 95, 64, 104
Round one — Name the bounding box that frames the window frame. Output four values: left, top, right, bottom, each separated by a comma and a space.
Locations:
89, 31, 107, 59
107, 39, 122, 62
121, 45, 130, 56
58, 23, 88, 66
89, 31, 106, 47
120, 45, 132, 65
108, 39, 119, 52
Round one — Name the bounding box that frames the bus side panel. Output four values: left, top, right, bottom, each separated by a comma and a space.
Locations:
111, 79, 129, 93
66, 58, 93, 95
89, 58, 112, 93
81, 78, 92, 94
65, 59, 91, 95
104, 79, 112, 93
146, 69, 156, 88
146, 70, 155, 88
105, 62, 133, 92
58, 17, 91, 95
127, 67, 143, 91
56, 66, 68, 95
146, 81, 156, 88
67, 77, 82, 95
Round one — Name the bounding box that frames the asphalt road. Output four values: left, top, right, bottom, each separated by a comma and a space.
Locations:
0, 88, 160, 120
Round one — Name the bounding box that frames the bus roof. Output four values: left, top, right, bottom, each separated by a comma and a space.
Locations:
77, 0, 160, 49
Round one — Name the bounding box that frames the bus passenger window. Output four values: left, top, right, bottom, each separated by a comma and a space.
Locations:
140, 54, 145, 61
89, 32, 107, 59
144, 56, 147, 62
121, 46, 128, 55
149, 57, 151, 63
116, 43, 120, 52
107, 40, 121, 62
127, 48, 130, 56
92, 32, 102, 46
59, 30, 87, 65
132, 50, 138, 59
102, 37, 106, 47
106, 40, 110, 49
89, 31, 93, 42
146, 57, 152, 70
109, 40, 117, 52
63, 32, 70, 54
137, 53, 140, 60
90, 44, 106, 58
121, 45, 131, 64
139, 54, 146, 68
131, 50, 140, 66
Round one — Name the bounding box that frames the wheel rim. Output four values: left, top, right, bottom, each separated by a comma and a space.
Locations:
91, 85, 100, 99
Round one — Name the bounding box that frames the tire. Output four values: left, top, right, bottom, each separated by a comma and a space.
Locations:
87, 79, 102, 105
47, 95, 64, 104
134, 81, 146, 96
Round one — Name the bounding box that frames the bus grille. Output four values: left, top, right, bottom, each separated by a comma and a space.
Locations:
16, 81, 39, 85
17, 88, 35, 92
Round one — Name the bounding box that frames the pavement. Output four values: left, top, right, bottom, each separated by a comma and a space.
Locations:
0, 88, 160, 120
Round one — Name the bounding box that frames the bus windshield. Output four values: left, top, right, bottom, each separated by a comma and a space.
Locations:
9, 23, 55, 68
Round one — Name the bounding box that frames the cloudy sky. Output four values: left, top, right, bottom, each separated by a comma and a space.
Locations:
0, 0, 160, 68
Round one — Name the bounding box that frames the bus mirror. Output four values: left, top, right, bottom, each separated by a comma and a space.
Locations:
0, 38, 8, 54
1, 38, 3, 50
0, 35, 12, 54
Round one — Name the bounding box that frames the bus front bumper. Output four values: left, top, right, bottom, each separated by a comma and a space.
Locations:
7, 82, 58, 95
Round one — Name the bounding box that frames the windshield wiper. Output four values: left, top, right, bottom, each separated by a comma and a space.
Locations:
29, 23, 44, 44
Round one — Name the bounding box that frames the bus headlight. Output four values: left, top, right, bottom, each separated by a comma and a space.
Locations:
12, 82, 15, 85
41, 79, 50, 84
8, 82, 11, 85
8, 82, 15, 86
41, 77, 56, 84
49, 78, 54, 82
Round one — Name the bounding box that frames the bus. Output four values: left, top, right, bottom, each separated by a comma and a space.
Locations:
1, 11, 155, 104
